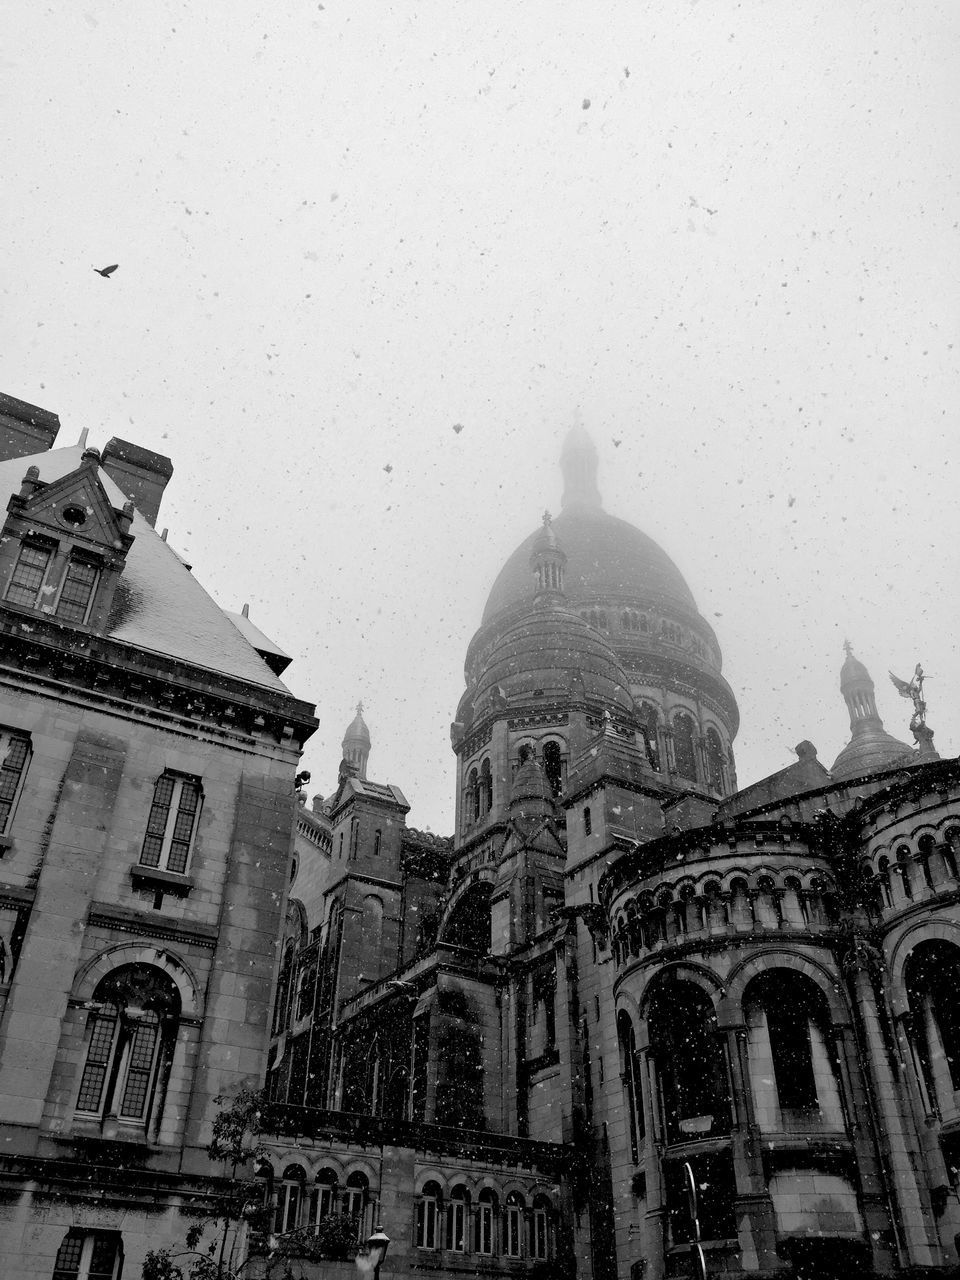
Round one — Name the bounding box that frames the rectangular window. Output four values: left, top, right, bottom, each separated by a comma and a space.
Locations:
0, 729, 30, 833
445, 1200, 466, 1252
474, 1203, 494, 1254
416, 1197, 438, 1249
55, 556, 100, 623
118, 1016, 161, 1119
76, 1007, 119, 1113
505, 1206, 523, 1257
309, 1185, 335, 1226
140, 774, 202, 873
5, 542, 51, 608
533, 1208, 549, 1259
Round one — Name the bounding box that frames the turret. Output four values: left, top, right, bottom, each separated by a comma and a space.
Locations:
341, 702, 371, 780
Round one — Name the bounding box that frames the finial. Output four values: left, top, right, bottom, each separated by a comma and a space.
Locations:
843, 638, 853, 658
356, 699, 364, 716
542, 510, 552, 527
560, 418, 601, 509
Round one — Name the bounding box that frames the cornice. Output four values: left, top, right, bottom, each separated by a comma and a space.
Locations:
0, 609, 317, 748
87, 900, 219, 950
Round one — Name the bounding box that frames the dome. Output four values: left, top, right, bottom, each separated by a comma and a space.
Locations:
830, 645, 914, 781
342, 703, 370, 748
482, 502, 697, 624
831, 726, 915, 782
474, 600, 633, 715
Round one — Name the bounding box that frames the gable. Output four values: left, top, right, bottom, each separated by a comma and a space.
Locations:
13, 464, 130, 551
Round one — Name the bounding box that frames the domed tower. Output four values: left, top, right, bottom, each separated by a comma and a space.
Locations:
457, 425, 740, 833
341, 702, 371, 779
831, 644, 914, 782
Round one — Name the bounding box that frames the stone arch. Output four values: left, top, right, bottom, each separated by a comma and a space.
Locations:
634, 958, 726, 1018
414, 1167, 448, 1195
437, 875, 494, 952
886, 918, 960, 1017
723, 950, 850, 1026
340, 1157, 378, 1186
72, 942, 201, 1020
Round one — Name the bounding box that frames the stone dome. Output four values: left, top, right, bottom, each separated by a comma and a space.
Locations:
473, 600, 634, 716
831, 726, 915, 782
482, 502, 697, 624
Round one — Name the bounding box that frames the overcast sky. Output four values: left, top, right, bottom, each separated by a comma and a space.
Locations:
3, 2, 959, 832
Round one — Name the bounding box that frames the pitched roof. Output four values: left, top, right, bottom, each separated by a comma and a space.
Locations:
0, 444, 291, 692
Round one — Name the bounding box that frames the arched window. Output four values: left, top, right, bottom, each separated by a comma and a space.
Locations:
583, 806, 592, 836
672, 712, 697, 782
896, 845, 914, 899
504, 1192, 525, 1257
52, 1230, 123, 1280
441, 882, 491, 955
373, 828, 382, 857
542, 740, 564, 797
617, 1010, 644, 1163
480, 758, 493, 814
474, 1188, 497, 1255
272, 940, 294, 1034
76, 963, 180, 1133
140, 772, 202, 874
532, 1195, 552, 1260
274, 1166, 305, 1235
744, 971, 844, 1128
361, 895, 384, 961
648, 978, 730, 1144
905, 941, 960, 1110
918, 834, 936, 891
876, 857, 893, 909
465, 768, 479, 826
638, 703, 660, 771
445, 1184, 468, 1252
295, 956, 318, 1021
416, 1181, 442, 1249
343, 1171, 369, 1239
705, 727, 725, 793
308, 1168, 338, 1229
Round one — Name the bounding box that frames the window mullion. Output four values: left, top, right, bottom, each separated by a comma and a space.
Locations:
160, 779, 184, 869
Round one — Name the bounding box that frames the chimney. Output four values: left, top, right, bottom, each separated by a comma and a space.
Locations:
0, 392, 60, 461
100, 437, 174, 527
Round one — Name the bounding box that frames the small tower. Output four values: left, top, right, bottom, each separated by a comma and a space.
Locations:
341, 702, 371, 780
560, 420, 602, 509
831, 644, 914, 781
529, 511, 567, 598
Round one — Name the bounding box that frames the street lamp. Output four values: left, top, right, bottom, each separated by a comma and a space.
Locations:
364, 1225, 390, 1277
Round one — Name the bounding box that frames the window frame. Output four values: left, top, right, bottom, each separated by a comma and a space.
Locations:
4, 538, 54, 609
139, 772, 203, 875
52, 1229, 123, 1280
416, 1182, 442, 1249
504, 1195, 524, 1258
53, 553, 101, 623
0, 727, 31, 836
445, 1186, 468, 1252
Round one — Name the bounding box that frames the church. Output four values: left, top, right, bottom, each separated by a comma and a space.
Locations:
264, 429, 960, 1280
1, 389, 960, 1280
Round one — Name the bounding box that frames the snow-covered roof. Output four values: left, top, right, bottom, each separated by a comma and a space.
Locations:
224, 609, 291, 666
0, 444, 291, 693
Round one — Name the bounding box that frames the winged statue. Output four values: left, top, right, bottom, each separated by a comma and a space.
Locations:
889, 663, 927, 733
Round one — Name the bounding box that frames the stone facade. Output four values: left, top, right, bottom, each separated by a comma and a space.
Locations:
260, 431, 960, 1280
0, 397, 317, 1278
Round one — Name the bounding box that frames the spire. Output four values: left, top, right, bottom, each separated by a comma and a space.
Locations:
341, 701, 371, 780
560, 418, 601, 509
840, 644, 882, 730
529, 510, 567, 600
831, 644, 915, 781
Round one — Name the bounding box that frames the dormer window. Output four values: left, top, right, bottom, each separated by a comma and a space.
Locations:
5, 541, 53, 608
54, 555, 100, 622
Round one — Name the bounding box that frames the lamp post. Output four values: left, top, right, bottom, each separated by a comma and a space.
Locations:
365, 1225, 390, 1278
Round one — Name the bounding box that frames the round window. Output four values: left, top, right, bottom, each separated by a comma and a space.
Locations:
61, 504, 87, 528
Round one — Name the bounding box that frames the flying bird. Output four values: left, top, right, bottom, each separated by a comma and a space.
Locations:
452, 423, 464, 434
613, 438, 621, 447
383, 464, 393, 473
93, 264, 118, 278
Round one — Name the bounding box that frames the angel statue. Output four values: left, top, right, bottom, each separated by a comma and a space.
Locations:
889, 663, 927, 735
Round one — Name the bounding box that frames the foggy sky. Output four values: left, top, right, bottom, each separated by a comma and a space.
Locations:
3, 1, 959, 832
